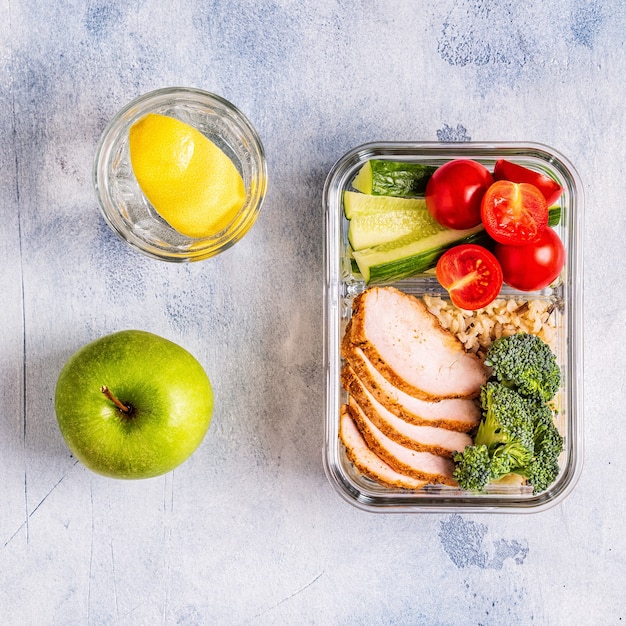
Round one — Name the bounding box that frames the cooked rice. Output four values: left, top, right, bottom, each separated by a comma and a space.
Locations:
423, 295, 558, 358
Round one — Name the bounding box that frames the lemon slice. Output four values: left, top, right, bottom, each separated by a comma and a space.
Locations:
129, 113, 246, 239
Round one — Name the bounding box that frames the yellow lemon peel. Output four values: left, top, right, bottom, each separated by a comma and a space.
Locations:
129, 113, 246, 239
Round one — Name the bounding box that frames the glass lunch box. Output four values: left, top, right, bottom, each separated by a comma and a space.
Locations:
323, 142, 584, 513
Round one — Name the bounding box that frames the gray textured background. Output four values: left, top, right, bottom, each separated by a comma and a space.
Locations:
1, 1, 623, 624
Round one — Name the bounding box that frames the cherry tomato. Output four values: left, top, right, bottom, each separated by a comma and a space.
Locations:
493, 159, 563, 207
493, 228, 565, 292
480, 180, 548, 245
436, 244, 503, 310
425, 160, 493, 230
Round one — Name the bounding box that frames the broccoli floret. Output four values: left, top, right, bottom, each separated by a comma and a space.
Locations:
453, 444, 492, 492
452, 441, 531, 493
476, 382, 534, 454
524, 453, 560, 494
485, 333, 561, 402
452, 383, 534, 492
517, 398, 564, 494
489, 445, 516, 479
452, 333, 565, 494
490, 442, 532, 477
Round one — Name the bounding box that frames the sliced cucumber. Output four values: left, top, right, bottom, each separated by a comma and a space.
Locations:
352, 160, 437, 196
352, 225, 485, 284
351, 161, 373, 195
343, 190, 427, 219
350, 206, 560, 285
348, 209, 445, 251
547, 205, 561, 226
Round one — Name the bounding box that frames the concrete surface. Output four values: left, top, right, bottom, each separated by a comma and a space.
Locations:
1, 1, 624, 624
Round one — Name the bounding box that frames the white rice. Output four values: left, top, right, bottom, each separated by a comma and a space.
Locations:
423, 295, 558, 359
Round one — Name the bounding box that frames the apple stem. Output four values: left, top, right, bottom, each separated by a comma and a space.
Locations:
100, 385, 133, 415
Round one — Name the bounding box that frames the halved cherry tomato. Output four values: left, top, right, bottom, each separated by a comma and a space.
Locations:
481, 180, 548, 245
436, 244, 503, 310
425, 159, 493, 230
493, 159, 563, 207
493, 227, 565, 292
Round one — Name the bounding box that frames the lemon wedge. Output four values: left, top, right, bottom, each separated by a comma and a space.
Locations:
129, 113, 246, 239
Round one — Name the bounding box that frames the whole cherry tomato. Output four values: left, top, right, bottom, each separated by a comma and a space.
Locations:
493, 227, 565, 292
493, 159, 563, 207
436, 244, 503, 310
425, 160, 493, 230
481, 180, 548, 245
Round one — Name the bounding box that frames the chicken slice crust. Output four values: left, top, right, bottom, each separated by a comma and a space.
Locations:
348, 402, 457, 486
343, 372, 473, 457
348, 286, 487, 400
339, 406, 427, 490
340, 344, 480, 432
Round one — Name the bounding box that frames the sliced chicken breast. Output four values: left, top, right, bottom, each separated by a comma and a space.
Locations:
348, 286, 487, 400
339, 406, 427, 490
348, 402, 457, 485
344, 374, 473, 457
341, 346, 481, 432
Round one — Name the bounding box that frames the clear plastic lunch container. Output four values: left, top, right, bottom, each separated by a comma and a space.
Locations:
323, 142, 584, 513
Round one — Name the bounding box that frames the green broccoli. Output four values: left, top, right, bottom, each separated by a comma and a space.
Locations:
453, 382, 534, 492
484, 332, 561, 402
453, 333, 564, 493
517, 398, 564, 494
476, 382, 535, 454
452, 444, 492, 492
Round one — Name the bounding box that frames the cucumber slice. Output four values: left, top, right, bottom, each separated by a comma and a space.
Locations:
343, 190, 427, 219
351, 161, 373, 195
352, 225, 485, 284
352, 160, 437, 196
548, 205, 561, 226
346, 190, 562, 283
348, 209, 445, 251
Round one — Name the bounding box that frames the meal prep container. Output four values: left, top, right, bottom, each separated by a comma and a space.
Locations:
323, 142, 584, 513
93, 87, 267, 262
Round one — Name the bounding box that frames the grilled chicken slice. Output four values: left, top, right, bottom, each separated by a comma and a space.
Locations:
340, 346, 481, 432
348, 286, 487, 400
343, 372, 473, 457
348, 402, 457, 485
339, 406, 427, 490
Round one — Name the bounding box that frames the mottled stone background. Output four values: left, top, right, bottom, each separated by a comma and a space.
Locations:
1, 1, 624, 624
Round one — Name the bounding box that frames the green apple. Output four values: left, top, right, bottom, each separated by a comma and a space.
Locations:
54, 330, 214, 479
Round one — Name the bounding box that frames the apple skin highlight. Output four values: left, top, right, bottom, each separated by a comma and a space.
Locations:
54, 330, 214, 479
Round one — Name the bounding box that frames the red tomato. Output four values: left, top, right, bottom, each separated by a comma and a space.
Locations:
481, 180, 548, 245
436, 244, 503, 310
493, 228, 565, 291
493, 159, 563, 206
426, 160, 493, 230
